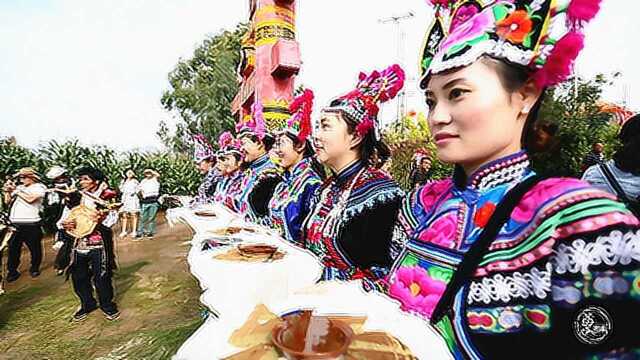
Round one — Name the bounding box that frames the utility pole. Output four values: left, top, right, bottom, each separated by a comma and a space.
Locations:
379, 12, 414, 122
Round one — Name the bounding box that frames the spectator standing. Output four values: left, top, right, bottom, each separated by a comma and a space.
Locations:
118, 169, 140, 238
581, 142, 605, 172
410, 157, 433, 189
135, 169, 160, 239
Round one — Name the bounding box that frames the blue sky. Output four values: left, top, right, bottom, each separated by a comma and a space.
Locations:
1, 0, 637, 151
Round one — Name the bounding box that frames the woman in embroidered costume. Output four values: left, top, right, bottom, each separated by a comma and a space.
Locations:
234, 105, 282, 222
386, 0, 640, 358
190, 134, 220, 206
213, 131, 244, 211
268, 89, 324, 244
302, 65, 406, 282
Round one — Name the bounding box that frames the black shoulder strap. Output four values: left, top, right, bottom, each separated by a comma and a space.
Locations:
430, 175, 545, 324
599, 163, 633, 205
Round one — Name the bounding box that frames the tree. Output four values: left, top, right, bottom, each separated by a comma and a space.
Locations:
383, 112, 453, 190
530, 73, 621, 178
159, 24, 248, 153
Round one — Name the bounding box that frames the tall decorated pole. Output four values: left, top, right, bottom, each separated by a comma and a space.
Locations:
232, 0, 300, 131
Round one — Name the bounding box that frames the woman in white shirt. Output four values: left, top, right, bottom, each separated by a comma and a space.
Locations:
118, 169, 140, 238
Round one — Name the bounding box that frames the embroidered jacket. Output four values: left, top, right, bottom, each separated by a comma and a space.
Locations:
391, 151, 640, 359
235, 154, 281, 222
213, 170, 244, 210
192, 168, 220, 206
268, 158, 322, 244
303, 160, 404, 282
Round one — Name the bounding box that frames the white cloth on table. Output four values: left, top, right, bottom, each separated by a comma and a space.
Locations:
168, 205, 452, 360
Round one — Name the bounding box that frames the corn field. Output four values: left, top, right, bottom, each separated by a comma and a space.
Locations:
0, 139, 201, 195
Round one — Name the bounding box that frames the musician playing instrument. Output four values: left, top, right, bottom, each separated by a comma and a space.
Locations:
60, 166, 121, 322
2, 167, 47, 282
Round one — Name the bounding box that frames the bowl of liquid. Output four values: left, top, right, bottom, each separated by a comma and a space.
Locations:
271, 311, 353, 360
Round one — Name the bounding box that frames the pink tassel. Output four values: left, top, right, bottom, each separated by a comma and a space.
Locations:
252, 102, 266, 140
567, 0, 602, 23
533, 32, 584, 88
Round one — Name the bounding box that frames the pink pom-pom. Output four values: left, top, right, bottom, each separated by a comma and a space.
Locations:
218, 131, 233, 148
532, 32, 584, 88
567, 0, 602, 23
356, 118, 374, 137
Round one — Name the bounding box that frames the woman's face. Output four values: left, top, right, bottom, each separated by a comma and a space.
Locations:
425, 60, 531, 173
240, 136, 265, 163
314, 111, 357, 169
274, 134, 304, 170
126, 170, 135, 179
197, 159, 212, 174
221, 154, 240, 175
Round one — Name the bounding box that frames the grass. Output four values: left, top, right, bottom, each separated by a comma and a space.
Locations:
0, 221, 204, 360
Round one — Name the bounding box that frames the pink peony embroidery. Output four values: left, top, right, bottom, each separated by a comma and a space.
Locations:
450, 4, 480, 32
389, 266, 447, 318
418, 180, 452, 208
440, 7, 494, 52
511, 178, 587, 223
417, 213, 457, 248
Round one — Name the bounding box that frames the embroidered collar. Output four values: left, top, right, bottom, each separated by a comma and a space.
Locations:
249, 154, 270, 170
334, 160, 365, 187
283, 157, 311, 182
453, 151, 530, 191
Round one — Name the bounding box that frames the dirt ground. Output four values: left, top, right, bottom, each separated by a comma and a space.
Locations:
0, 213, 204, 360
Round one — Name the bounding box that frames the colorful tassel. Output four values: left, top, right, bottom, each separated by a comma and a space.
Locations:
567, 0, 602, 23
532, 31, 584, 88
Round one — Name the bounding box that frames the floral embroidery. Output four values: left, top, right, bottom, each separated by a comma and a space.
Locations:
389, 265, 447, 318
553, 229, 640, 275
440, 7, 494, 53
511, 178, 586, 223
474, 201, 496, 228
450, 4, 480, 32
417, 213, 458, 248
496, 10, 533, 44
467, 263, 552, 305
467, 305, 551, 334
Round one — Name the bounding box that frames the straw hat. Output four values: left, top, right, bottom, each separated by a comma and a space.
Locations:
143, 169, 160, 178
13, 167, 41, 181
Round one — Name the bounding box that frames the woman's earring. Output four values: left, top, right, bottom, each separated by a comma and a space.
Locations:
522, 106, 530, 115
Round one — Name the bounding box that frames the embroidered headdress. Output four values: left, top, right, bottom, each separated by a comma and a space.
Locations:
419, 0, 603, 89
217, 131, 242, 157
235, 102, 282, 141
276, 89, 315, 143
192, 134, 215, 163
325, 64, 406, 140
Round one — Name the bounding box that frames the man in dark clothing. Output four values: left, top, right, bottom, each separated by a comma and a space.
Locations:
581, 142, 605, 172
61, 167, 120, 322
410, 157, 433, 189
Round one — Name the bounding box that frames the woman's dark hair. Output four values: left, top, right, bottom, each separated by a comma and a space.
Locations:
283, 132, 327, 179
613, 114, 640, 175
327, 101, 392, 169
480, 56, 546, 152
77, 166, 105, 183
242, 133, 275, 152
122, 168, 136, 180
